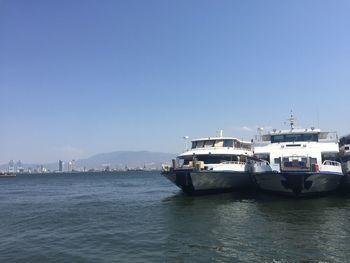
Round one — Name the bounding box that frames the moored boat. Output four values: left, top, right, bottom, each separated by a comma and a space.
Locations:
162, 131, 255, 194
252, 114, 343, 197
0, 172, 16, 177
339, 134, 350, 189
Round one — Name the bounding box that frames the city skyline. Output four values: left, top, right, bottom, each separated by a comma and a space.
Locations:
1, 0, 349, 164
1, 149, 175, 173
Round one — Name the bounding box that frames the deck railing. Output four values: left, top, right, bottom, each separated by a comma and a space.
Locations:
184, 146, 251, 153
322, 160, 341, 166
219, 161, 247, 165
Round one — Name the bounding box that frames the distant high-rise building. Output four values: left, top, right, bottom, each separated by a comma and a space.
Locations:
16, 160, 24, 173
71, 160, 75, 171
8, 160, 15, 173
58, 160, 63, 172
68, 160, 75, 172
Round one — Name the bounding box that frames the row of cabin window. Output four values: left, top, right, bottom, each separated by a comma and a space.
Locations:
256, 152, 339, 164
271, 133, 318, 143
183, 155, 247, 165
191, 140, 250, 149
274, 157, 317, 166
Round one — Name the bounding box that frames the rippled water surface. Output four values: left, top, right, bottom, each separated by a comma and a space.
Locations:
1, 172, 350, 262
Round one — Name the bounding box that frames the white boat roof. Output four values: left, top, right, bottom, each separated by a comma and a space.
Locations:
178, 148, 253, 158
254, 126, 339, 144
191, 136, 251, 144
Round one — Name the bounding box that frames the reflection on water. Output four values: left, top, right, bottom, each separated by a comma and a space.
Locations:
162, 191, 350, 263
0, 172, 350, 262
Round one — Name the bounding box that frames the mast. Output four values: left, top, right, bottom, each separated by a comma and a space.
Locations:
287, 111, 296, 130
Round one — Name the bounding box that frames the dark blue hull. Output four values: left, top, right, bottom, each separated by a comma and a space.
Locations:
162, 169, 253, 195
253, 171, 343, 197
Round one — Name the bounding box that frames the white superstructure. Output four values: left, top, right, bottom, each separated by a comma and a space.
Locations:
252, 114, 343, 196
254, 128, 340, 172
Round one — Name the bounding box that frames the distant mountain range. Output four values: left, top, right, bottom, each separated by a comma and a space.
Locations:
0, 151, 176, 171
75, 151, 176, 169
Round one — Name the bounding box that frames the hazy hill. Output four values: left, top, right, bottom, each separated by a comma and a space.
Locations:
75, 151, 176, 169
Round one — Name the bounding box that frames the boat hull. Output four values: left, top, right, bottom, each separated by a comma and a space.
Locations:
340, 161, 350, 190
253, 171, 343, 197
0, 173, 16, 177
340, 172, 350, 191
162, 169, 252, 194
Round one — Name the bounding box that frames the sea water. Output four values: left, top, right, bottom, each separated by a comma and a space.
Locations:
0, 172, 350, 262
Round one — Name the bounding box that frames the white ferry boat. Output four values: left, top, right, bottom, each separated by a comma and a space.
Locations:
252, 115, 343, 197
161, 131, 255, 194
339, 134, 350, 188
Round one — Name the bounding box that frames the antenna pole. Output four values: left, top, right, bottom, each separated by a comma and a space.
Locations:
183, 136, 189, 151
288, 110, 295, 130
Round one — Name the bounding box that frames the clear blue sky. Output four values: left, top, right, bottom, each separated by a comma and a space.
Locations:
0, 0, 349, 164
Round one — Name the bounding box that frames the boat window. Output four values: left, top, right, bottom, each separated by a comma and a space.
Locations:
204, 140, 215, 148
196, 141, 205, 148
240, 156, 247, 162
191, 141, 197, 149
274, 158, 281, 164
285, 134, 302, 142
302, 134, 317, 141
195, 155, 237, 164
242, 143, 252, 150
214, 140, 224, 147
223, 140, 234, 147
255, 153, 270, 163
309, 134, 319, 141
271, 133, 318, 143
321, 152, 338, 162
262, 134, 271, 142
234, 140, 242, 148
282, 159, 308, 168
272, 135, 284, 143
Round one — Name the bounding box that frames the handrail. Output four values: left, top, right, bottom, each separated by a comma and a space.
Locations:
219, 161, 247, 165
188, 146, 252, 151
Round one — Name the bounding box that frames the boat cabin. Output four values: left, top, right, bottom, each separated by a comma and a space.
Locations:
254, 128, 340, 167
191, 138, 251, 150
176, 136, 253, 168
